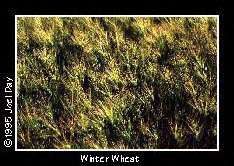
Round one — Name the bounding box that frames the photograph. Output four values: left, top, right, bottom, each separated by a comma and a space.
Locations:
16, 16, 218, 149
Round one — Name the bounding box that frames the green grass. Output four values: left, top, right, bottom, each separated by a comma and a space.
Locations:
17, 17, 217, 149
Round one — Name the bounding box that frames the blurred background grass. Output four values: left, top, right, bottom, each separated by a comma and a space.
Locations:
17, 17, 217, 149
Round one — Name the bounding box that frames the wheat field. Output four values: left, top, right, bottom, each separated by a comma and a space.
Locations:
17, 17, 217, 149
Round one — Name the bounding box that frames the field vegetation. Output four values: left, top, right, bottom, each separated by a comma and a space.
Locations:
17, 17, 217, 149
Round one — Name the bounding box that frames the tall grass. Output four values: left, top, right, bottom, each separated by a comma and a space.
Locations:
17, 17, 217, 149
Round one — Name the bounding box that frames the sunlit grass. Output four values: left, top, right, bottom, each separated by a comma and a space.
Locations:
17, 17, 217, 149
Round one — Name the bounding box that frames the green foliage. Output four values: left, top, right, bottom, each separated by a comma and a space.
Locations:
17, 17, 217, 149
